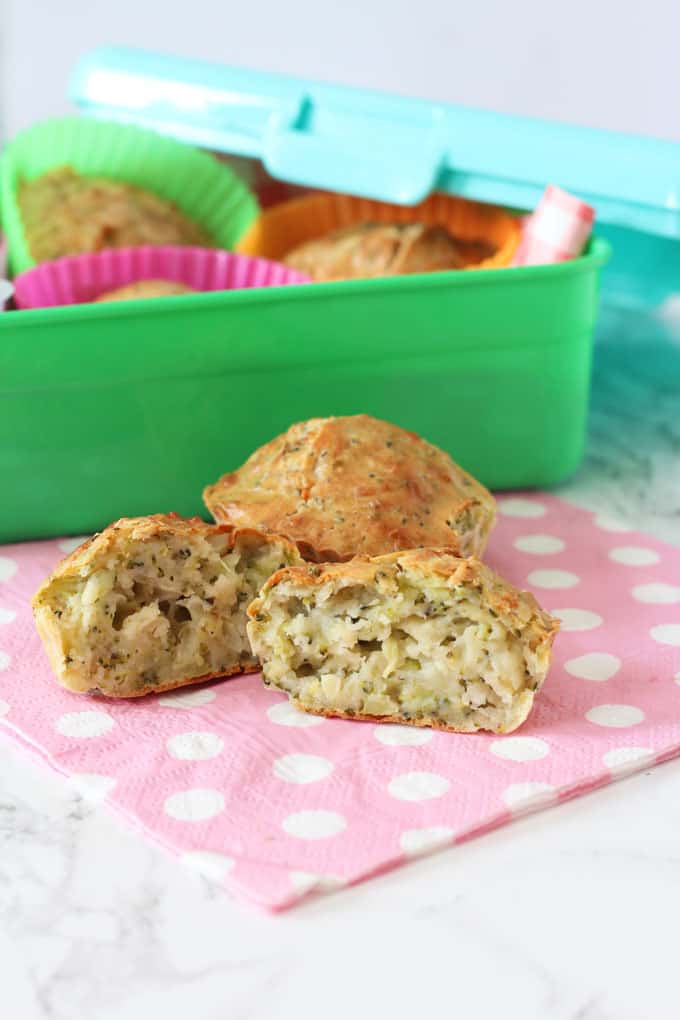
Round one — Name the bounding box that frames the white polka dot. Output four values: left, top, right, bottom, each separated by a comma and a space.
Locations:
498, 498, 547, 518
552, 608, 603, 631
0, 557, 17, 582
650, 624, 680, 647
388, 771, 450, 802
528, 569, 580, 590
603, 746, 654, 775
632, 583, 680, 604
0, 608, 16, 625
267, 700, 325, 727
68, 773, 117, 799
502, 782, 557, 812
166, 731, 224, 761
56, 710, 115, 738
164, 788, 225, 822
289, 871, 320, 894
158, 687, 217, 709
182, 851, 234, 883
399, 827, 454, 856
0, 699, 9, 717
273, 753, 334, 784
374, 724, 433, 746
594, 515, 632, 533
489, 736, 550, 761
565, 652, 621, 682
609, 546, 660, 567
675, 672, 680, 686
514, 534, 565, 555
282, 810, 347, 839
0, 651, 10, 671
58, 536, 90, 553
289, 871, 346, 894
586, 704, 645, 728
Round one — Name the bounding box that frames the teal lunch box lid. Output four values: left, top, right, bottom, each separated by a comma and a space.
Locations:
70, 46, 680, 240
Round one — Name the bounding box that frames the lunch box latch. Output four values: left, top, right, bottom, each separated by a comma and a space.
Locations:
262, 94, 447, 205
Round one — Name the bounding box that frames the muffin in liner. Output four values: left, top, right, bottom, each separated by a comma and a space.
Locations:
236, 190, 520, 273
0, 117, 259, 275
13, 245, 309, 309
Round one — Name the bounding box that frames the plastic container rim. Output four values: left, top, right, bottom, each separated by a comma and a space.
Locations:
0, 236, 610, 328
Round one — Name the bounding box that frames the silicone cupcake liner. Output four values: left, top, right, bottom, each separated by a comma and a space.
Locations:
236, 191, 520, 271
0, 117, 259, 275
13, 246, 310, 309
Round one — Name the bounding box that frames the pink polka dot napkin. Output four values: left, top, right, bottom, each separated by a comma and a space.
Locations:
1, 494, 679, 911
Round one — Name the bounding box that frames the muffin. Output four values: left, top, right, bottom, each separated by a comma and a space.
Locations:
283, 221, 465, 281
95, 279, 195, 302
19, 166, 212, 262
248, 550, 559, 734
204, 415, 496, 562
32, 513, 300, 698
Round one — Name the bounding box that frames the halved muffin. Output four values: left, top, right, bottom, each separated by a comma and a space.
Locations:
204, 415, 496, 562
248, 550, 559, 734
32, 513, 300, 698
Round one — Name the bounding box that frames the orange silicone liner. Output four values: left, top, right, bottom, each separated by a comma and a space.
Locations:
235, 191, 521, 270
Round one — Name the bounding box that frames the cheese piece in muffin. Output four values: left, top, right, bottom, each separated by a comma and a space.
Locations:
283, 222, 465, 281
32, 514, 300, 698
204, 415, 495, 562
95, 279, 195, 302
248, 550, 559, 734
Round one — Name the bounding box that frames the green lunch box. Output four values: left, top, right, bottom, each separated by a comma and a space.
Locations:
2, 47, 677, 543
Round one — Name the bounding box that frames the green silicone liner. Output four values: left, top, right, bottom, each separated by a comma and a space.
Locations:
0, 116, 259, 275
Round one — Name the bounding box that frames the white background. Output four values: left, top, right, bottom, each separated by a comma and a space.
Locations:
2, 0, 679, 142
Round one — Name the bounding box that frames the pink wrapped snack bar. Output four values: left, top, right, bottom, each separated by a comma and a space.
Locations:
513, 185, 595, 267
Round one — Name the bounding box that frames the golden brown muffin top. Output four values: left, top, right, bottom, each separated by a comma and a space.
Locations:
95, 279, 195, 302
204, 415, 496, 562
19, 166, 211, 262
282, 221, 464, 281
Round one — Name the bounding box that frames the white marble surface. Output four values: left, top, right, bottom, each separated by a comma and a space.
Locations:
2, 311, 680, 1020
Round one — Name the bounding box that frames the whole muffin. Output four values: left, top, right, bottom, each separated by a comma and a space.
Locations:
19, 166, 211, 262
95, 279, 195, 302
204, 414, 496, 562
283, 221, 464, 281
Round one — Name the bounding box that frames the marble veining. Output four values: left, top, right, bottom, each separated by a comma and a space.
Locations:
558, 305, 680, 545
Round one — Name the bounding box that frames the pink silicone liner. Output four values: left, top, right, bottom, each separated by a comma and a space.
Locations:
13, 245, 310, 310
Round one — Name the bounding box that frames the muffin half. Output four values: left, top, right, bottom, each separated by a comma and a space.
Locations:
33, 513, 300, 697
282, 222, 465, 280
248, 550, 559, 734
